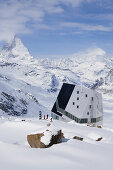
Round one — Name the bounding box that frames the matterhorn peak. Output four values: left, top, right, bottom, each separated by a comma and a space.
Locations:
0, 35, 33, 62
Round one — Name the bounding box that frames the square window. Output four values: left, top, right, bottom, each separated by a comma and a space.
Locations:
73, 102, 75, 105
77, 91, 79, 94
85, 94, 88, 97
77, 97, 79, 100
77, 105, 79, 109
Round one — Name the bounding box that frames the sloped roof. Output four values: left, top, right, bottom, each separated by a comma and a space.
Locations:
51, 83, 75, 115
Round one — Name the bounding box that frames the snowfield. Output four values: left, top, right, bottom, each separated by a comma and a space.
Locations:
0, 95, 113, 170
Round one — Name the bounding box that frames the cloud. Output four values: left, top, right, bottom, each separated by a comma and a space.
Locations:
0, 0, 113, 41
0, 0, 64, 41
61, 22, 113, 32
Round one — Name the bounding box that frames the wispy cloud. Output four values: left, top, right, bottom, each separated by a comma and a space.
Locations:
75, 13, 113, 22
0, 0, 63, 41
61, 22, 113, 32
0, 0, 113, 41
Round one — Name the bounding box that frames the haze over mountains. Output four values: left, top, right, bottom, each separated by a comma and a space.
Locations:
0, 36, 113, 116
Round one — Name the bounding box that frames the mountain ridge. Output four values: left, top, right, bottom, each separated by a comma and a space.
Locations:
0, 36, 113, 116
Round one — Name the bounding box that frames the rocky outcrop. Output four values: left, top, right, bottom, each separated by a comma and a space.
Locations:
27, 124, 62, 148
73, 136, 83, 141
0, 92, 28, 116
96, 137, 103, 141
27, 133, 45, 148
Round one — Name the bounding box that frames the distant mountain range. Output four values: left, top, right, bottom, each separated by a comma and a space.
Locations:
0, 36, 113, 116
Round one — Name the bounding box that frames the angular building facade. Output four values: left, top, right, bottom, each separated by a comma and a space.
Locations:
51, 83, 103, 126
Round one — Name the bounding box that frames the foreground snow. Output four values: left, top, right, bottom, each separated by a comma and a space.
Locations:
0, 95, 113, 170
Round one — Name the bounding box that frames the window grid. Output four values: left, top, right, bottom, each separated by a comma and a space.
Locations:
63, 111, 102, 124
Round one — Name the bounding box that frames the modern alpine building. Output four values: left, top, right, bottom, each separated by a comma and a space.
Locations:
51, 83, 103, 126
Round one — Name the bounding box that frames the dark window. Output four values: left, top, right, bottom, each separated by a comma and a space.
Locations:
73, 102, 75, 105
74, 117, 77, 121
51, 112, 53, 118
70, 114, 72, 119
89, 105, 92, 109
87, 112, 89, 115
85, 94, 88, 97
66, 112, 68, 116
91, 118, 96, 123
84, 119, 88, 123
92, 97, 93, 101
77, 97, 79, 100
77, 105, 79, 109
77, 91, 79, 94
94, 118, 96, 122
55, 114, 59, 120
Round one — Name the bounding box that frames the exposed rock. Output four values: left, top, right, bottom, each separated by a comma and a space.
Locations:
0, 101, 13, 113
73, 136, 83, 141
96, 137, 103, 141
97, 126, 102, 128
47, 123, 51, 127
27, 133, 45, 148
61, 133, 65, 139
90, 78, 104, 89
27, 124, 62, 148
21, 108, 27, 114
0, 91, 28, 116
20, 99, 28, 107
2, 92, 15, 102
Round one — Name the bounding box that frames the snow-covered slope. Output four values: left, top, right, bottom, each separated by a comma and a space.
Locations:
0, 95, 113, 170
0, 36, 113, 116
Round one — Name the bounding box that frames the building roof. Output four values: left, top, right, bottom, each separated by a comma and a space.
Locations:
51, 83, 75, 115
57, 83, 75, 109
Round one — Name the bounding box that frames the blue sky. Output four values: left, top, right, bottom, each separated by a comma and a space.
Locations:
0, 0, 113, 58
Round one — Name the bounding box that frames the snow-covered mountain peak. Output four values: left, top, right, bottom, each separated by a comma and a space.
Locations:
71, 48, 108, 69
71, 48, 106, 62
0, 36, 33, 62
86, 48, 106, 57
